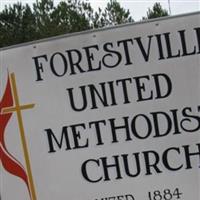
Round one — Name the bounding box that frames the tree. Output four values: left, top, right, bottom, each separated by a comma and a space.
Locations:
33, 0, 55, 38
33, 0, 93, 37
0, 0, 133, 48
54, 0, 94, 32
145, 2, 169, 19
0, 3, 37, 47
92, 0, 133, 28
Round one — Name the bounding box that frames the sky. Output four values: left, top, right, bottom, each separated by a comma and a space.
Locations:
0, 0, 199, 21
88, 0, 200, 20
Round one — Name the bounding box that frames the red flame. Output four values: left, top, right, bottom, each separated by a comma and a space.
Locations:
0, 75, 31, 197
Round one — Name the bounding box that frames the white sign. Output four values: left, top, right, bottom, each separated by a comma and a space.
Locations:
1, 12, 200, 200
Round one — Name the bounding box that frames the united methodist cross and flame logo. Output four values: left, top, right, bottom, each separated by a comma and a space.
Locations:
0, 72, 37, 200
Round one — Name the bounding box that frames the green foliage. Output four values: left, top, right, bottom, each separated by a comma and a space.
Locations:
0, 1, 170, 48
54, 0, 92, 32
146, 2, 169, 19
92, 0, 134, 28
33, 0, 92, 37
0, 3, 37, 47
0, 0, 134, 48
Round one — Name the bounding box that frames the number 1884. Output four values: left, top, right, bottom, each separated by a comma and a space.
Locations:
148, 188, 182, 200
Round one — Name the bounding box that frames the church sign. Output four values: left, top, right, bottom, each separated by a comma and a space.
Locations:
1, 12, 199, 200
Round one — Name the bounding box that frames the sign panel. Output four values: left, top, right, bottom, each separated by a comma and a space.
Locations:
1, 13, 200, 200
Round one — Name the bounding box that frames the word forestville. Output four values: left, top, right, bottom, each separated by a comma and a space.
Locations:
32, 27, 200, 81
